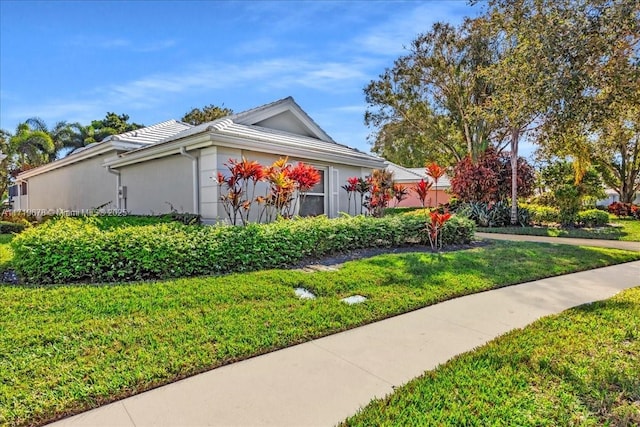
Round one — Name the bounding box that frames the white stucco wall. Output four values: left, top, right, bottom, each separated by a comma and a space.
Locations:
23, 152, 118, 212
120, 153, 195, 215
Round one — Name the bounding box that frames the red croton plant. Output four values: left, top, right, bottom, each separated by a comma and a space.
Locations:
428, 210, 452, 252
413, 179, 433, 208
216, 157, 321, 225
414, 162, 452, 251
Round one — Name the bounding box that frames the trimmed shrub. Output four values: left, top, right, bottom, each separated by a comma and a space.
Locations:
0, 221, 28, 234
441, 215, 476, 245
384, 207, 422, 216
11, 214, 475, 284
521, 204, 560, 225
576, 209, 610, 228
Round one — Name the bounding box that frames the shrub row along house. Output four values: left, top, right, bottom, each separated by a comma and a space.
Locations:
11, 97, 385, 222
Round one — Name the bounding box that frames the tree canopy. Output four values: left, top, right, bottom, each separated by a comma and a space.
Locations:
366, 0, 639, 204
181, 104, 233, 125
86, 112, 144, 143
364, 19, 506, 168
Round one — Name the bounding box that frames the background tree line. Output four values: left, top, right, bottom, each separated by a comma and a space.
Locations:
365, 0, 639, 215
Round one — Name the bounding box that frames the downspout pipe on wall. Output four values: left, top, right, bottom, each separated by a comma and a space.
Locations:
106, 166, 121, 210
180, 147, 200, 215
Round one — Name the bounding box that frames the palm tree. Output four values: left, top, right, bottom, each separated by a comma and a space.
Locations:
10, 121, 55, 168
24, 117, 90, 160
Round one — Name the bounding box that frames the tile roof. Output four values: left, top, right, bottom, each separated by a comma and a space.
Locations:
215, 122, 383, 164
407, 167, 451, 188
386, 162, 425, 182
109, 119, 192, 145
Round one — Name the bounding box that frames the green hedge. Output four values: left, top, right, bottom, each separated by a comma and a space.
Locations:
521, 203, 560, 225
12, 214, 475, 285
0, 220, 27, 234
576, 209, 609, 227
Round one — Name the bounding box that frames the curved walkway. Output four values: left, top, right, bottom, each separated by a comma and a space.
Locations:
476, 231, 640, 251
49, 260, 640, 427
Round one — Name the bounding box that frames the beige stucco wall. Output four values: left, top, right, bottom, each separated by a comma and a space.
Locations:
24, 152, 118, 212
120, 153, 195, 215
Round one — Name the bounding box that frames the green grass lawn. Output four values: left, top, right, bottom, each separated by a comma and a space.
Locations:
478, 218, 640, 242
343, 286, 640, 426
2, 242, 639, 426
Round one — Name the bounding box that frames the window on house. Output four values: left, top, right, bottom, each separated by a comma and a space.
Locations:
20, 182, 27, 196
299, 169, 325, 216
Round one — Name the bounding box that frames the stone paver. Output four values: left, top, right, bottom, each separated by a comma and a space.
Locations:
48, 260, 640, 427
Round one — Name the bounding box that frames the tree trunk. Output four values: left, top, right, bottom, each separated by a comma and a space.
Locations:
510, 128, 520, 225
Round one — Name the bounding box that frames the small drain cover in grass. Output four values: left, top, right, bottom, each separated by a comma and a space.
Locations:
341, 295, 367, 305
294, 288, 316, 299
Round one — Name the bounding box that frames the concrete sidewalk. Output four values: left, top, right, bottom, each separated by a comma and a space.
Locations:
476, 231, 640, 251
50, 261, 640, 427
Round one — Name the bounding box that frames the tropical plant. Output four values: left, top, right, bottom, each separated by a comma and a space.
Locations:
288, 161, 321, 215
355, 177, 371, 215
364, 169, 394, 217
392, 183, 409, 207
427, 211, 452, 251
425, 162, 446, 207
217, 157, 265, 225
413, 179, 433, 208
9, 121, 55, 168
608, 202, 640, 219
342, 176, 359, 215
451, 147, 535, 203
217, 157, 321, 224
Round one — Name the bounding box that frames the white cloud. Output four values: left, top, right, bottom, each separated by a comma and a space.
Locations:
327, 105, 367, 114
104, 57, 373, 106
70, 36, 177, 53
353, 3, 473, 56
2, 56, 375, 129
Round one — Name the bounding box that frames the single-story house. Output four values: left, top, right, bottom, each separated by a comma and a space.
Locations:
596, 188, 640, 206
11, 97, 386, 222
386, 162, 451, 208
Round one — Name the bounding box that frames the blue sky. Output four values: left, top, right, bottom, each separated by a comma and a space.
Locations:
1, 0, 485, 156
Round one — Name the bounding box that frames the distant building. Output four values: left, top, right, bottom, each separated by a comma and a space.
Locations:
386, 162, 451, 208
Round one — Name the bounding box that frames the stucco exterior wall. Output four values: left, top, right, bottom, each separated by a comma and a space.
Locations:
120, 153, 195, 215
24, 152, 118, 212
393, 185, 451, 208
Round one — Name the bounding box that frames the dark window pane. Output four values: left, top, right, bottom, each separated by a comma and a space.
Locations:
299, 195, 324, 216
